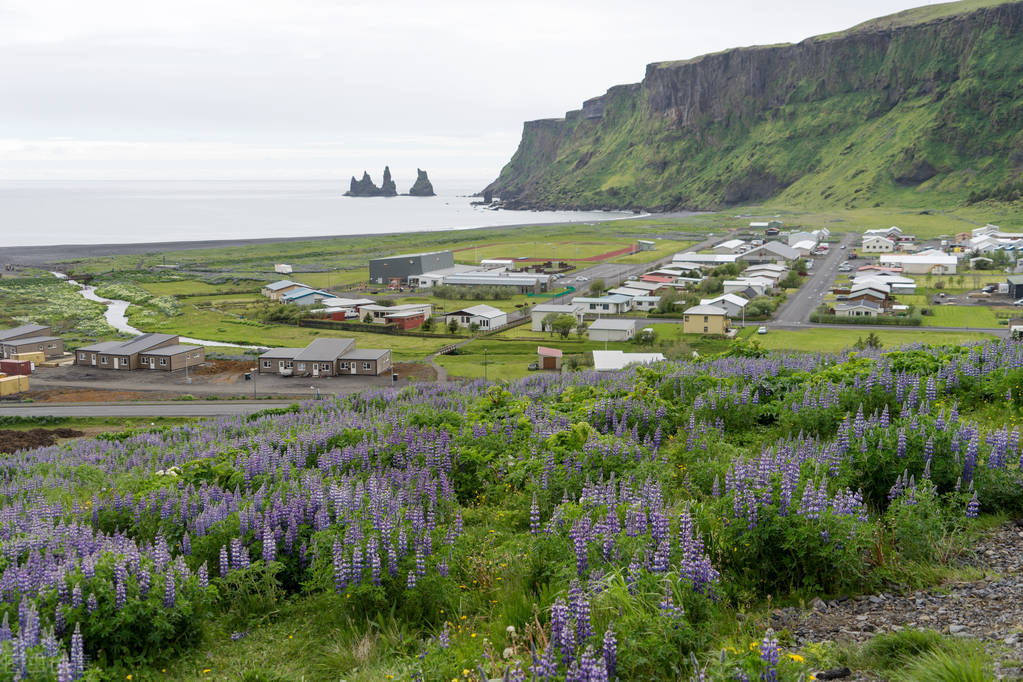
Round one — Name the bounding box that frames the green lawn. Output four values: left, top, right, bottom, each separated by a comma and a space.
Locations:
921, 305, 1004, 328
739, 327, 996, 352
611, 240, 693, 264
138, 280, 251, 296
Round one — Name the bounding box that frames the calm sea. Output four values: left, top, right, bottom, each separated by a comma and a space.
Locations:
0, 180, 634, 247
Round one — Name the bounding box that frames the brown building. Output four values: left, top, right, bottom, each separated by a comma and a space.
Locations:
258, 338, 391, 377
138, 345, 206, 371
75, 333, 185, 370
0, 335, 64, 359
0, 324, 52, 344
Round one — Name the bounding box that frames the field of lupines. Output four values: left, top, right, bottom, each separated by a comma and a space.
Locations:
2, 339, 1023, 680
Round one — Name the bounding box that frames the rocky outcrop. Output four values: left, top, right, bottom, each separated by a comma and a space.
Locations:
408, 169, 436, 196
484, 1, 1023, 211
344, 167, 398, 197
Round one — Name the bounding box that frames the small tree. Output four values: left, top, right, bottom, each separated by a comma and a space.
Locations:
780, 270, 802, 289
635, 327, 656, 347
575, 321, 588, 338
589, 279, 606, 296
656, 288, 680, 314
468, 322, 481, 334
362, 312, 374, 324
551, 314, 575, 339
421, 316, 434, 332
447, 318, 460, 334
542, 312, 560, 336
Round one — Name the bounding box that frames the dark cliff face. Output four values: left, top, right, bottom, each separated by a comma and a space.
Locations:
485, 1, 1023, 211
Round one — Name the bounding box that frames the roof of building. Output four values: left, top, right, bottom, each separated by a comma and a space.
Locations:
701, 294, 749, 307
537, 346, 563, 357
1007, 275, 1023, 285
259, 347, 302, 359
371, 249, 452, 260
0, 324, 50, 341
384, 310, 426, 319
445, 304, 506, 319
572, 294, 632, 305
118, 333, 179, 355
836, 300, 882, 311
879, 254, 957, 264
442, 274, 547, 287
792, 239, 817, 251
532, 304, 582, 314
668, 262, 705, 271
607, 287, 650, 298
672, 252, 739, 263
341, 348, 390, 360
139, 344, 203, 356
684, 304, 729, 316
294, 338, 356, 361
633, 296, 662, 302
0, 335, 61, 346
641, 275, 677, 283
592, 350, 666, 372
417, 264, 485, 279
76, 341, 125, 353
263, 280, 302, 291
281, 288, 332, 300
320, 297, 375, 307
743, 264, 786, 273
361, 303, 432, 313
862, 234, 895, 243
589, 319, 637, 331
742, 241, 800, 260
715, 239, 746, 250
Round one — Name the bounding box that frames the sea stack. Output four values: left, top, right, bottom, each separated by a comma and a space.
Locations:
344, 167, 398, 197
408, 168, 436, 197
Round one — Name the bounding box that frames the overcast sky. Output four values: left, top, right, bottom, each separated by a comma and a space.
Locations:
0, 0, 952, 184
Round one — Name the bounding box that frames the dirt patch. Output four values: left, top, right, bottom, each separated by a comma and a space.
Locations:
193, 359, 256, 376
22, 388, 163, 403
394, 362, 435, 381
0, 428, 85, 453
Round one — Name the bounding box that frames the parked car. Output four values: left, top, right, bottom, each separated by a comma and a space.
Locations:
840, 245, 847, 249
575, 276, 588, 282
982, 285, 996, 293
1014, 298, 1023, 306
757, 326, 768, 335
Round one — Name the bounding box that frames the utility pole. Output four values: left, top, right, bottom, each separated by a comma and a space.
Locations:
252, 367, 257, 399
483, 348, 488, 382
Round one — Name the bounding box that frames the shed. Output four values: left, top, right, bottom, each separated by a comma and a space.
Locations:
587, 319, 636, 342
1008, 275, 1023, 300
537, 346, 563, 371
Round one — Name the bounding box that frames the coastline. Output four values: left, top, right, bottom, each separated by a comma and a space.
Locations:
0, 211, 669, 266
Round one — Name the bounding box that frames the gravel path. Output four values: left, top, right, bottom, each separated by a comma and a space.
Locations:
769, 521, 1023, 679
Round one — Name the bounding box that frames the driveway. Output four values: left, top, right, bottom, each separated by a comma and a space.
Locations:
772, 233, 857, 325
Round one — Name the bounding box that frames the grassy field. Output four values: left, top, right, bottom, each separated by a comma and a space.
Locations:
738, 326, 996, 351
920, 304, 1006, 328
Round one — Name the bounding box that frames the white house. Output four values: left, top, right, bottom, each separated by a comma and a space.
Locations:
587, 319, 636, 342
274, 264, 293, 274
443, 304, 507, 330
360, 303, 433, 323
743, 264, 786, 277
530, 303, 585, 332
739, 242, 800, 264
861, 235, 895, 253
571, 295, 633, 315
865, 226, 903, 238
713, 239, 747, 254
835, 301, 882, 317
787, 231, 817, 247
724, 278, 772, 296
880, 253, 957, 275
700, 293, 750, 318
631, 296, 661, 312
607, 287, 651, 298
592, 350, 665, 372
791, 240, 818, 257
480, 259, 516, 270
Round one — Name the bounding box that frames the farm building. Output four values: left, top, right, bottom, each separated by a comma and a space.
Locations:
672, 252, 739, 265
682, 305, 730, 335
138, 345, 205, 372
359, 303, 433, 323
369, 250, 454, 284
1007, 275, 1023, 299
713, 239, 746, 254
280, 288, 334, 306
258, 338, 391, 377
587, 319, 636, 342
441, 272, 551, 293
0, 335, 64, 360
74, 333, 196, 371
530, 304, 585, 332
739, 242, 800, 264
274, 264, 293, 274
261, 280, 308, 301
443, 304, 507, 330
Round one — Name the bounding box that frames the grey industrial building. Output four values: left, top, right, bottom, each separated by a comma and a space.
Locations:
369, 250, 454, 284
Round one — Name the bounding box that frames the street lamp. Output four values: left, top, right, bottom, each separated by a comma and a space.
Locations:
310, 385, 320, 400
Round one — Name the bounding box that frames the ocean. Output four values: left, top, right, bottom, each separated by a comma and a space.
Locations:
0, 180, 634, 247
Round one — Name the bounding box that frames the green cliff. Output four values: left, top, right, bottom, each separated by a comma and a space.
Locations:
485, 0, 1023, 210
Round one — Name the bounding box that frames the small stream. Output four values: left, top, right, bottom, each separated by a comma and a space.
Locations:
54, 272, 263, 350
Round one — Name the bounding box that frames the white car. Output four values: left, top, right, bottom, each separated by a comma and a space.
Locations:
757, 326, 768, 335
575, 276, 588, 282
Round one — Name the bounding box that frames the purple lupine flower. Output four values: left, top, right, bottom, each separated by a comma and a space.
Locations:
12, 634, 26, 679
437, 622, 450, 649
602, 626, 617, 680
760, 629, 779, 682
0, 612, 9, 642
57, 653, 73, 682
198, 562, 209, 589
164, 571, 176, 608
577, 645, 608, 681
530, 493, 541, 535
220, 545, 230, 578
966, 492, 980, 518
262, 523, 276, 564
70, 623, 85, 678
87, 593, 98, 613
568, 581, 593, 643
332, 540, 346, 593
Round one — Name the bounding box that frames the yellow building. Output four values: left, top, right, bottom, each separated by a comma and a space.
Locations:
682, 304, 730, 335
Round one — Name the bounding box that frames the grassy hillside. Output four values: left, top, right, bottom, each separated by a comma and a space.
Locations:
486, 0, 1023, 211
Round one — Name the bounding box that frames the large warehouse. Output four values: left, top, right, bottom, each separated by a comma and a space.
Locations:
369, 250, 454, 284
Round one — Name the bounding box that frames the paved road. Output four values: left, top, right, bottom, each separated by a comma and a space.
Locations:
0, 401, 297, 418
772, 232, 858, 325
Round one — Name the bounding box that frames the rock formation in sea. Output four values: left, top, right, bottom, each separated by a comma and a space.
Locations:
344, 167, 398, 197
408, 169, 436, 197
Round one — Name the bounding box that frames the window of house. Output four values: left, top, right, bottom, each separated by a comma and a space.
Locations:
684, 316, 690, 322
101, 357, 108, 364
321, 363, 331, 370
297, 363, 305, 371
37, 345, 44, 350
79, 353, 86, 360
703, 326, 708, 332
48, 343, 56, 349
284, 361, 293, 368
160, 358, 167, 366
362, 362, 371, 370
262, 360, 271, 368
703, 316, 709, 322
340, 361, 349, 369
192, 352, 199, 359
